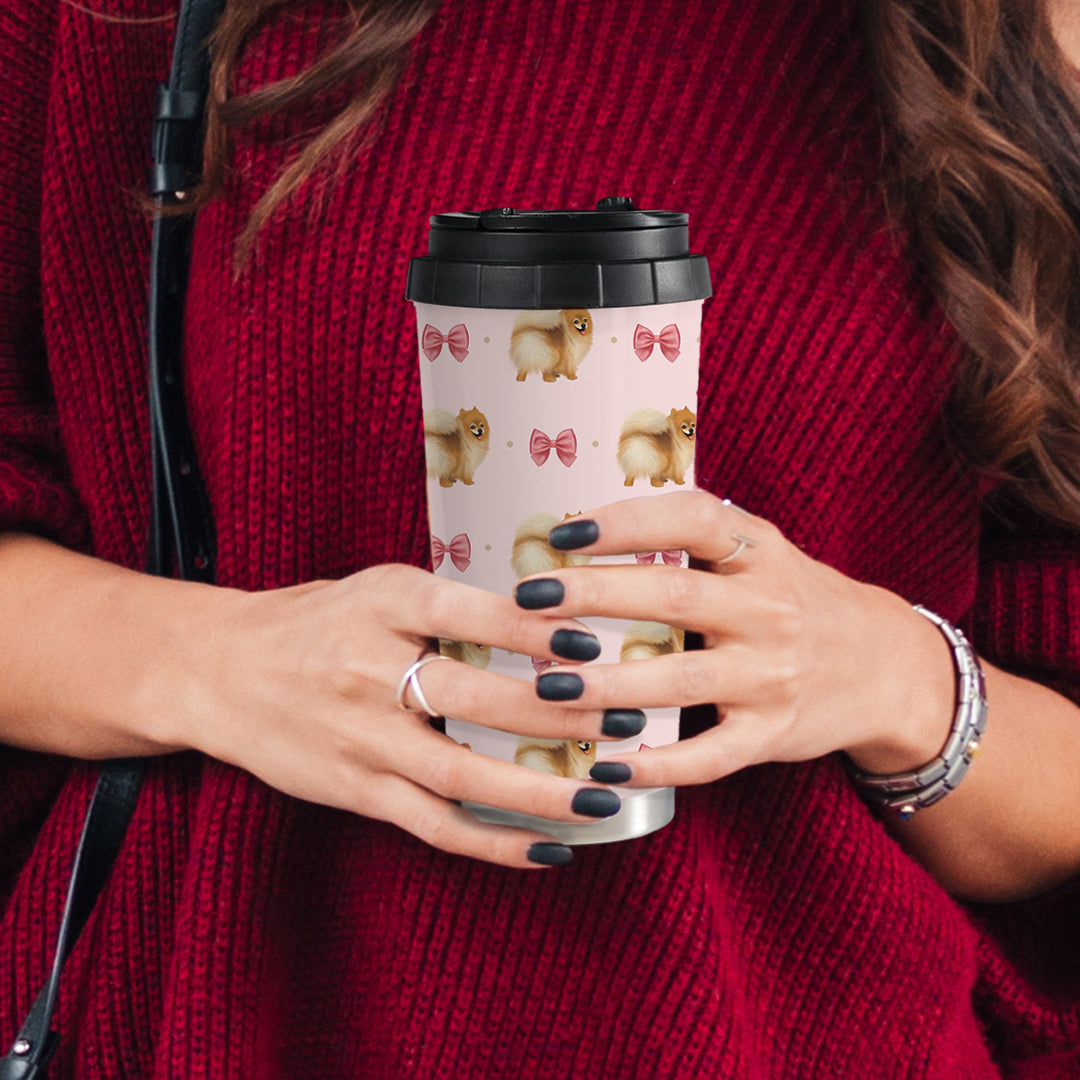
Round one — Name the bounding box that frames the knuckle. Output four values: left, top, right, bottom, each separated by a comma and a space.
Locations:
768, 653, 803, 704
342, 780, 387, 820
441, 669, 480, 722
325, 643, 370, 699
417, 578, 458, 635
358, 562, 419, 622
359, 561, 396, 589
359, 561, 411, 599
410, 803, 454, 851
572, 570, 602, 613
419, 745, 468, 799
689, 491, 726, 534
333, 767, 390, 820
663, 569, 700, 622
768, 594, 805, 642
677, 653, 715, 703
587, 663, 616, 704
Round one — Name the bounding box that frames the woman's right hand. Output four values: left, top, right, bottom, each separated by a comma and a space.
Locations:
176, 563, 631, 867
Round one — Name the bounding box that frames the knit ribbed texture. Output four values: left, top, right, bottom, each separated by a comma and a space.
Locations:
0, 0, 1077, 1076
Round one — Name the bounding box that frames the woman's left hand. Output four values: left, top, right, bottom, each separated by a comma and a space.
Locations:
513, 490, 956, 787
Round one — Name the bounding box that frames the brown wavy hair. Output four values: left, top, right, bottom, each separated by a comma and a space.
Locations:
149, 0, 1080, 526
157, 0, 440, 264
865, 0, 1080, 528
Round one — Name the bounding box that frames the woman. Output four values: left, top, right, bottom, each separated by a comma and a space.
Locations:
0, 0, 1077, 1075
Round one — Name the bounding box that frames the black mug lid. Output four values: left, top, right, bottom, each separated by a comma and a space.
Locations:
406, 197, 711, 309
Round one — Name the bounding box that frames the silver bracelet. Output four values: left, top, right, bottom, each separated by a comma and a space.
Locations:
845, 605, 987, 820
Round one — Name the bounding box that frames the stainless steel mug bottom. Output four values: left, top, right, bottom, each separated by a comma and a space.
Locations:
462, 787, 675, 845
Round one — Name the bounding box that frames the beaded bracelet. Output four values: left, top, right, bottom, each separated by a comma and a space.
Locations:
845, 605, 988, 820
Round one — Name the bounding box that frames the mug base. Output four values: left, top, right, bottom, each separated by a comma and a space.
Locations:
462, 786, 675, 845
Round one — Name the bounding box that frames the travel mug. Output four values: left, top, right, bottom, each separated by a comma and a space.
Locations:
406, 197, 711, 844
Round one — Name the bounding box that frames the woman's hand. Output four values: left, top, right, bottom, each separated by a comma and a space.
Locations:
175, 563, 632, 868
511, 491, 957, 790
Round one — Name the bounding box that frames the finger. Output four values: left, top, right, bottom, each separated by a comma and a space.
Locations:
514, 563, 784, 636
531, 646, 776, 711
590, 715, 771, 789
385, 723, 623, 826
373, 565, 597, 657
367, 772, 576, 869
400, 657, 646, 742
544, 490, 778, 565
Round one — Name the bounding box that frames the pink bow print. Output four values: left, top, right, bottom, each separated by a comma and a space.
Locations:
422, 323, 470, 363
635, 550, 684, 567
633, 323, 681, 363
431, 533, 471, 572
529, 428, 577, 467
532, 657, 554, 675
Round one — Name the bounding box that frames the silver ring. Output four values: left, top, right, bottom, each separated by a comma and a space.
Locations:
715, 532, 757, 565
395, 654, 452, 717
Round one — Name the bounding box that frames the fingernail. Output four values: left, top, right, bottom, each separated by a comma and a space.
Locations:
549, 519, 600, 550
527, 842, 573, 866
515, 579, 565, 609
536, 671, 584, 701
572, 788, 621, 818
590, 762, 633, 784
550, 628, 601, 661
601, 709, 646, 738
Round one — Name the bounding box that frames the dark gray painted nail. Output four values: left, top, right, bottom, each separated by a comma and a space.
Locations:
601, 709, 647, 738
550, 629, 601, 661
590, 762, 633, 784
571, 788, 621, 818
515, 579, 565, 609
527, 842, 573, 866
536, 671, 584, 701
549, 519, 600, 550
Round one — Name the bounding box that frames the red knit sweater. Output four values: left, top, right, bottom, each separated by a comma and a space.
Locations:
1, 1, 1078, 1076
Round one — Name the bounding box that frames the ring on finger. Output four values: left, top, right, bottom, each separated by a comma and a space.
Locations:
395, 654, 453, 718
715, 532, 757, 565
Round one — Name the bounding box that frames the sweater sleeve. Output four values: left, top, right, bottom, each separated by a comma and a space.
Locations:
0, 0, 85, 910
965, 508, 1080, 1075
972, 511, 1080, 705
0, 0, 89, 549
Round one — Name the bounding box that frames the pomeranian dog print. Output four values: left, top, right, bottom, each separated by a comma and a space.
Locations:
438, 639, 492, 668
424, 406, 491, 486
515, 738, 597, 779
617, 406, 696, 486
620, 621, 686, 662
510, 512, 593, 578
412, 298, 703, 819
509, 309, 594, 382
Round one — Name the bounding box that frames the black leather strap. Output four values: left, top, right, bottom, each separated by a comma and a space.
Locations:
149, 0, 223, 201
148, 0, 221, 585
147, 208, 217, 584
0, 763, 146, 1080
0, 1, 224, 1074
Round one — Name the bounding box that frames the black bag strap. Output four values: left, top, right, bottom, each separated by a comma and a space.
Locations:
147, 0, 222, 586
0, 2, 223, 1075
